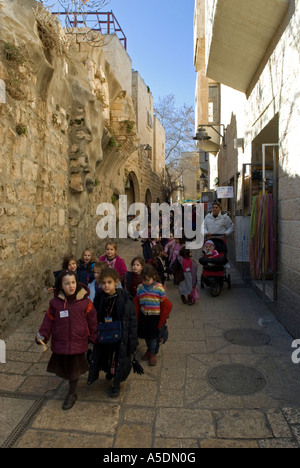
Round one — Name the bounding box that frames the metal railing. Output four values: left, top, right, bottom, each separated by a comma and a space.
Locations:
52, 10, 127, 49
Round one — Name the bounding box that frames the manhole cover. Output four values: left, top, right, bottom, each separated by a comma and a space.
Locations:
207, 364, 267, 395
224, 328, 271, 346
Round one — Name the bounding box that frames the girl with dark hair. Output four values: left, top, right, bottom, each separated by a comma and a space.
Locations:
62, 254, 78, 273
87, 268, 138, 398
124, 256, 145, 298
147, 245, 166, 285
171, 247, 198, 305
36, 270, 97, 410
50, 254, 78, 293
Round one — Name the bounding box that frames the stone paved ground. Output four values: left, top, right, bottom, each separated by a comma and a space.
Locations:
1, 238, 300, 448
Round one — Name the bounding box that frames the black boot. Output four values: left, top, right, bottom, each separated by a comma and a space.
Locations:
62, 393, 78, 410
109, 383, 120, 398
181, 295, 188, 304
87, 368, 100, 385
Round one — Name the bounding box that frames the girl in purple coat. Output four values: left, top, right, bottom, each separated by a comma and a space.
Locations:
36, 270, 97, 410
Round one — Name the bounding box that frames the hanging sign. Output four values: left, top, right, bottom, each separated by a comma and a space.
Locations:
216, 186, 234, 198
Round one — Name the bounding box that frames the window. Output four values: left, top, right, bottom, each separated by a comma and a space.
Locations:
147, 111, 153, 129
208, 85, 220, 124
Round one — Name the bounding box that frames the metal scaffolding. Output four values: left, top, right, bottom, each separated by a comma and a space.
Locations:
52, 10, 127, 49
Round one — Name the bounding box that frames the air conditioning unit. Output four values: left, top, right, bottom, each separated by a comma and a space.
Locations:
234, 138, 244, 151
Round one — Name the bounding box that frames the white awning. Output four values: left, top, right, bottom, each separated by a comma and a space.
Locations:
205, 0, 290, 93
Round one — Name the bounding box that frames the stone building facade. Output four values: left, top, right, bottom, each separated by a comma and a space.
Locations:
194, 0, 300, 336
0, 0, 165, 336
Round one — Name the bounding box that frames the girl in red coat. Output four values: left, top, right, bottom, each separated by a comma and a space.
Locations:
36, 270, 97, 410
98, 241, 127, 284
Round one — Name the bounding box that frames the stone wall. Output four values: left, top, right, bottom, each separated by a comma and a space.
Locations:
0, 0, 164, 337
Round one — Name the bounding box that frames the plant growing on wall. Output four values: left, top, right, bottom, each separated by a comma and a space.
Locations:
2, 42, 29, 101
95, 87, 108, 108
15, 123, 27, 136
33, 6, 71, 58
4, 43, 26, 64
123, 120, 134, 133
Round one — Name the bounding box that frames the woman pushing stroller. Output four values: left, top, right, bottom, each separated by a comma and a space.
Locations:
204, 201, 234, 238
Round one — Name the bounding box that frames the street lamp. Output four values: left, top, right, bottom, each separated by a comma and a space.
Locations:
193, 126, 211, 142
194, 124, 227, 148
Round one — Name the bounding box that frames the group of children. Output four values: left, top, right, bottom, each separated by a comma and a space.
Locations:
36, 237, 219, 410
143, 234, 201, 306
36, 241, 173, 411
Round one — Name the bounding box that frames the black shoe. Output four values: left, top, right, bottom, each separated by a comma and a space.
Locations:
109, 384, 120, 398
87, 374, 98, 385
181, 295, 188, 304
62, 393, 77, 410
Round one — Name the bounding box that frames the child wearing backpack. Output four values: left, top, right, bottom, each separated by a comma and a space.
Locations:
87, 268, 138, 398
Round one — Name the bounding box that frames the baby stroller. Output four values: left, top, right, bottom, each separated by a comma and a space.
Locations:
199, 236, 231, 297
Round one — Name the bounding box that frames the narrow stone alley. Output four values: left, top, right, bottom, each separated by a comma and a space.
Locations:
1, 238, 300, 449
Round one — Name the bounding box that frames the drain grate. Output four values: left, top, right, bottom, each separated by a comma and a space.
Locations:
224, 328, 271, 347
207, 364, 267, 395
0, 391, 46, 448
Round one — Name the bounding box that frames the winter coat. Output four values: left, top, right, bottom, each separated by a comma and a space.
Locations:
98, 255, 127, 277
38, 286, 97, 355
77, 260, 95, 286
124, 271, 143, 298
171, 256, 198, 287
88, 288, 138, 385
204, 211, 234, 236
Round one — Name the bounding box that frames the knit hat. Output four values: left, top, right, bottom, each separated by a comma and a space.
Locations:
203, 240, 215, 252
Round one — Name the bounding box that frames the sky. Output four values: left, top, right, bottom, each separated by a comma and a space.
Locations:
43, 0, 196, 109
107, 0, 196, 109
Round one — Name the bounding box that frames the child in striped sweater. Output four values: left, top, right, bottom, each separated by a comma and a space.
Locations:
134, 265, 172, 366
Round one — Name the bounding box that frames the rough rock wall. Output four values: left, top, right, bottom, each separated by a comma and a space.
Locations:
0, 0, 163, 336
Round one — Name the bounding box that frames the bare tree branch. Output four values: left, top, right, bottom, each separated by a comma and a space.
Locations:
39, 0, 112, 45
155, 94, 196, 200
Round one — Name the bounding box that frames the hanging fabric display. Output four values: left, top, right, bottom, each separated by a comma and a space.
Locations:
249, 194, 274, 280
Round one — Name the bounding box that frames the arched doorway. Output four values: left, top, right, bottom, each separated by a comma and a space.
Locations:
125, 174, 135, 206
125, 171, 140, 205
